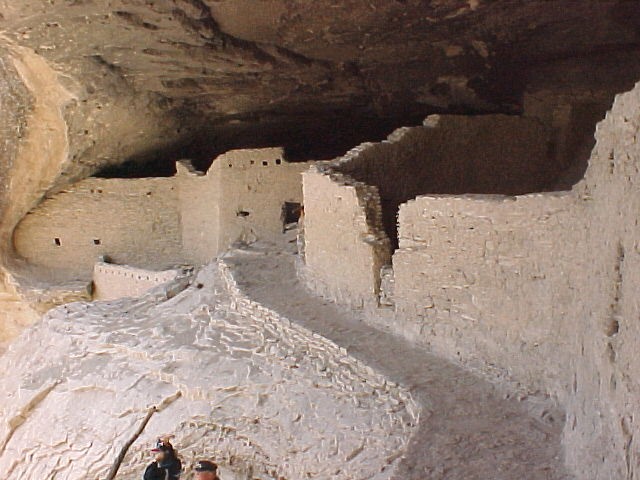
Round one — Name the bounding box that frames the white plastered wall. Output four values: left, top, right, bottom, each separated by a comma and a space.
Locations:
12, 148, 316, 281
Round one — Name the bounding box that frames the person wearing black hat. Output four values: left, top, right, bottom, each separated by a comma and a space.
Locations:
193, 460, 219, 480
143, 438, 182, 480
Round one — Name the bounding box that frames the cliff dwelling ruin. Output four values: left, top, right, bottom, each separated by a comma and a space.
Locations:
2, 1, 640, 479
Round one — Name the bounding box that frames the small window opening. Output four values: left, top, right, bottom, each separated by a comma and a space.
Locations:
275, 159, 282, 165
262, 161, 268, 166
54, 237, 61, 246
93, 239, 101, 245
237, 210, 250, 217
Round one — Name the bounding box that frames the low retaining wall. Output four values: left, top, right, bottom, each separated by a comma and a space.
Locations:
92, 262, 186, 301
217, 258, 419, 423
217, 258, 419, 478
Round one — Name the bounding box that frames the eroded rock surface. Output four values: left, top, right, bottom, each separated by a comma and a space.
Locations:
0, 261, 417, 479
224, 246, 572, 480
0, 247, 576, 479
2, 0, 640, 184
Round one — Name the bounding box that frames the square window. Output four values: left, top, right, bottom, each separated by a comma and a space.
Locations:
54, 238, 61, 246
93, 239, 101, 245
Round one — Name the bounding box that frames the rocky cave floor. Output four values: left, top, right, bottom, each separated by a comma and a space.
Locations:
224, 242, 573, 480
0, 239, 574, 480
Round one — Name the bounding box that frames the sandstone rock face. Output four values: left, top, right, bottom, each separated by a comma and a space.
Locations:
1, 0, 640, 189
0, 262, 416, 479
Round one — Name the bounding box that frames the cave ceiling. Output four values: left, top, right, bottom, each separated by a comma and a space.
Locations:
1, 0, 640, 171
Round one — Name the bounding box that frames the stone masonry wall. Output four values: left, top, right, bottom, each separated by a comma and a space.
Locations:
92, 262, 183, 301
175, 161, 221, 266
390, 82, 640, 480
214, 148, 312, 251
302, 164, 391, 309
302, 115, 551, 310
393, 193, 576, 395
13, 177, 183, 279
334, 115, 551, 244
12, 149, 316, 281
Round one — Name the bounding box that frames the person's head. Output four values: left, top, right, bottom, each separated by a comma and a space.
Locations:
194, 460, 218, 480
150, 438, 174, 462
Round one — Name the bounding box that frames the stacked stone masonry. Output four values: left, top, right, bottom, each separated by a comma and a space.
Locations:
218, 258, 419, 424
302, 83, 640, 480
92, 262, 188, 301
301, 167, 390, 309
13, 177, 183, 278
394, 192, 574, 395
303, 114, 557, 311
13, 148, 315, 279
332, 115, 554, 244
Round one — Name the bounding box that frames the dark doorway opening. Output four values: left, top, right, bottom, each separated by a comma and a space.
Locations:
282, 202, 302, 233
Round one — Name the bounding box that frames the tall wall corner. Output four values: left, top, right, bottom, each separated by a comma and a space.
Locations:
301, 165, 391, 310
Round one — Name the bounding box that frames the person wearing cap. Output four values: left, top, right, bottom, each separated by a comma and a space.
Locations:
143, 438, 182, 480
194, 460, 219, 480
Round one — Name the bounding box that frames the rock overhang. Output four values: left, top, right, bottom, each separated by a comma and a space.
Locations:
1, 0, 640, 182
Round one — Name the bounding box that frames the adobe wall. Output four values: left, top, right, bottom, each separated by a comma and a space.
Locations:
302, 166, 391, 309
390, 82, 640, 480
393, 192, 576, 396
333, 115, 552, 244
213, 148, 312, 250
92, 262, 183, 301
175, 160, 220, 266
12, 148, 315, 282
13, 177, 183, 279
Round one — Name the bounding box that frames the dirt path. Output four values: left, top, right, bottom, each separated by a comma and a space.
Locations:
224, 246, 573, 480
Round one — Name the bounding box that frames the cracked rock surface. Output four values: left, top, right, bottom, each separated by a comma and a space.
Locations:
224, 245, 572, 480
0, 243, 572, 479
0, 261, 416, 479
